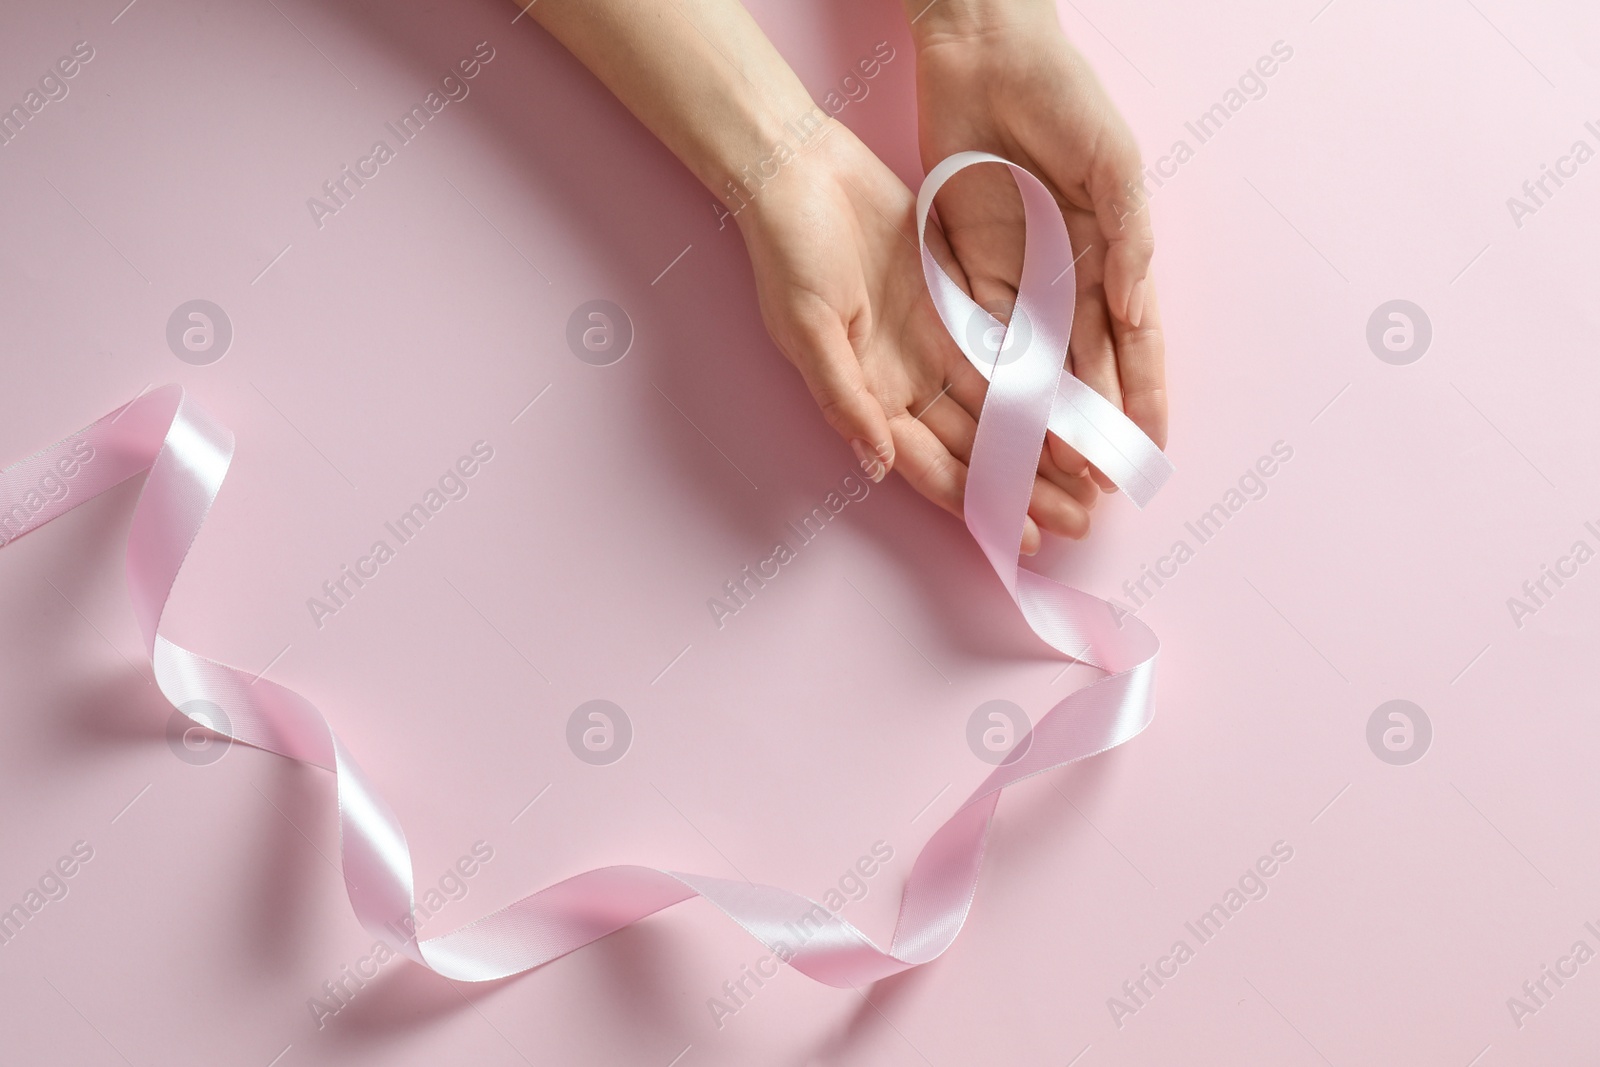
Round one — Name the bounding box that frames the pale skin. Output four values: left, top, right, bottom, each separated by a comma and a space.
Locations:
521, 0, 1166, 554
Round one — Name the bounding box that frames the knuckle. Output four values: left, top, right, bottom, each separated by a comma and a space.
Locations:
1120, 235, 1157, 259
1063, 504, 1092, 540
811, 384, 855, 429
926, 453, 966, 508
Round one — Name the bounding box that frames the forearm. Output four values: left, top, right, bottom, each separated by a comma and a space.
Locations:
520, 0, 822, 205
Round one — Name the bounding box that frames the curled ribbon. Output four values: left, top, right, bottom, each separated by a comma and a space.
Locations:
0, 152, 1171, 986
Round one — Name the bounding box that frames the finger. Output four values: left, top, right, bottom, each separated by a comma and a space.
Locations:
889, 410, 1043, 555
1032, 470, 1093, 541
886, 406, 964, 519
1040, 459, 1100, 511
929, 167, 1026, 310
1086, 131, 1155, 328
941, 331, 1100, 509
785, 310, 896, 482
943, 351, 990, 424
1110, 273, 1168, 449
1067, 285, 1123, 491
919, 396, 1092, 541
1045, 431, 1093, 481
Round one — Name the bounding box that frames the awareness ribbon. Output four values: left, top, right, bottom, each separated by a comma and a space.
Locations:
0, 152, 1171, 986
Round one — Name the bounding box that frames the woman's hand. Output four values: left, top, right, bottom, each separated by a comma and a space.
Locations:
522, 0, 1113, 551
906, 0, 1168, 488
734, 122, 1099, 552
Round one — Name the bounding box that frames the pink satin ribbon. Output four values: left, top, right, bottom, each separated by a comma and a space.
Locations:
0, 152, 1171, 986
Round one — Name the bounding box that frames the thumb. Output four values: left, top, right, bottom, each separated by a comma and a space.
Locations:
785, 314, 895, 483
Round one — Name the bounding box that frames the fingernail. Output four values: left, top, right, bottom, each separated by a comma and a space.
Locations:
851, 438, 888, 483
1021, 517, 1041, 556
1126, 278, 1147, 328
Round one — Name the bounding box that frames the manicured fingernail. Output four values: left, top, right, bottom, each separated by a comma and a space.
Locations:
1021, 517, 1041, 556
1126, 278, 1147, 328
851, 438, 888, 482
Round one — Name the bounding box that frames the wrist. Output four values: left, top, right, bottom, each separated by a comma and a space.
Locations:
675, 56, 821, 192
724, 116, 870, 244
526, 0, 825, 217
697, 87, 840, 224
716, 98, 860, 238
903, 0, 1060, 47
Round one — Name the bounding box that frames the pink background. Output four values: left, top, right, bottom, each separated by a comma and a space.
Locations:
2, 0, 1598, 1063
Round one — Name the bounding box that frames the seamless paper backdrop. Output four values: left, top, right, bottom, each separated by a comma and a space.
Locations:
1, 0, 1597, 1064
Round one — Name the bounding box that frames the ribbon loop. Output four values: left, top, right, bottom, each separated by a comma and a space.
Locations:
917, 151, 1175, 509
